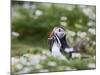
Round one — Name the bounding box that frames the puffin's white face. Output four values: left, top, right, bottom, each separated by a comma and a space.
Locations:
54, 27, 65, 38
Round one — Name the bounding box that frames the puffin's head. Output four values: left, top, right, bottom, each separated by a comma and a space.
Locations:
48, 26, 66, 52
53, 26, 65, 39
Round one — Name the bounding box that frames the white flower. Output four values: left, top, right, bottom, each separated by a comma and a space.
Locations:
65, 67, 76, 70
60, 22, 67, 26
88, 63, 96, 69
61, 16, 67, 21
39, 69, 49, 72
12, 57, 19, 64
29, 54, 41, 65
25, 62, 32, 66
65, 67, 72, 70
93, 56, 96, 60
23, 3, 30, 9
93, 41, 96, 45
12, 32, 19, 37
20, 54, 41, 65
81, 6, 95, 20
19, 67, 31, 73
42, 51, 47, 55
75, 24, 82, 29
23, 53, 33, 58
35, 10, 43, 16
67, 30, 76, 37
77, 31, 87, 38
35, 64, 43, 69
48, 61, 56, 66
88, 21, 94, 26
88, 28, 95, 35
72, 53, 81, 58
16, 63, 23, 70
19, 56, 28, 65
41, 55, 47, 60
31, 5, 36, 10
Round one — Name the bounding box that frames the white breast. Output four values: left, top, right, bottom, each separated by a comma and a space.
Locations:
51, 41, 66, 60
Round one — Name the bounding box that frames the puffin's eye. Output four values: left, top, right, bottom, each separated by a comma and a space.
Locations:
59, 29, 61, 32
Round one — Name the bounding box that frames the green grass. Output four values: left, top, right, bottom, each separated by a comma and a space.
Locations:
11, 39, 96, 74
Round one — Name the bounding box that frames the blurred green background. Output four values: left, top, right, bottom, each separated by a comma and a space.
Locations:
11, 1, 96, 74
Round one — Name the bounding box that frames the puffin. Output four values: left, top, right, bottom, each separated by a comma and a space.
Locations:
48, 26, 75, 59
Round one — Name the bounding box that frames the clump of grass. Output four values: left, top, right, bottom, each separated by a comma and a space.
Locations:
69, 58, 88, 70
